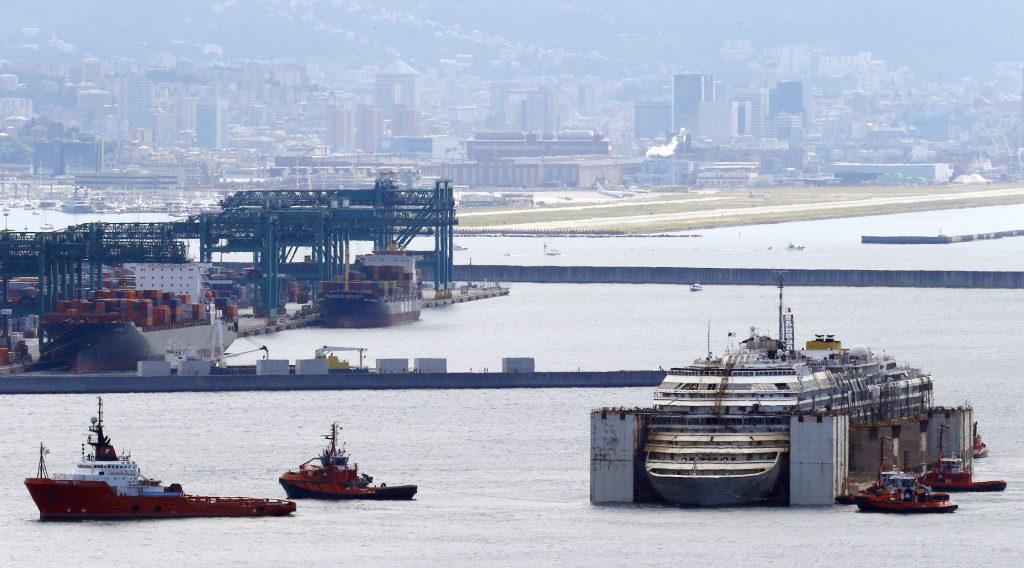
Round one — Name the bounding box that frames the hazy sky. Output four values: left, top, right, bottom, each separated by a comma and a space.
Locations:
2, 1, 1022, 82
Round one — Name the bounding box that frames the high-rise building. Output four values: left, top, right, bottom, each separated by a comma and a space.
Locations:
355, 104, 384, 153
0, 74, 18, 92
390, 105, 422, 137
326, 104, 355, 149
699, 100, 738, 142
0, 97, 33, 119
374, 60, 419, 119
489, 81, 513, 126
731, 87, 769, 138
518, 87, 557, 132
634, 101, 672, 140
80, 57, 108, 84
118, 72, 153, 135
196, 97, 228, 149
672, 73, 715, 136
769, 81, 804, 117
175, 96, 197, 133
32, 140, 104, 175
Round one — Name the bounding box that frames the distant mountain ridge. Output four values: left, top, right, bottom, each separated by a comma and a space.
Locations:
1, 1, 1021, 81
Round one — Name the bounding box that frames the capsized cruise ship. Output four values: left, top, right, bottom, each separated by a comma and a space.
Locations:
643, 287, 933, 506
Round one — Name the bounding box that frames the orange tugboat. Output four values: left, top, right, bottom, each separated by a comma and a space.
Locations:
918, 425, 1006, 492
855, 437, 957, 514
279, 423, 417, 500
24, 398, 296, 520
972, 423, 990, 459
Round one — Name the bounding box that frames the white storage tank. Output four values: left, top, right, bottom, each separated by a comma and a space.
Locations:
295, 358, 329, 375
414, 358, 447, 373
137, 360, 172, 377
376, 358, 409, 373
177, 359, 211, 377
257, 359, 291, 376
501, 357, 535, 373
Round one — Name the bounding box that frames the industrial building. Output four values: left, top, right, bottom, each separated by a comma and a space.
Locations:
826, 163, 954, 184
466, 131, 611, 161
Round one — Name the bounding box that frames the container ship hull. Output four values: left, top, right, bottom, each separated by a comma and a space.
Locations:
25, 478, 294, 520
319, 292, 420, 328
42, 321, 237, 372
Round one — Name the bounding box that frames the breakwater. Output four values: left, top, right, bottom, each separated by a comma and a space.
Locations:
454, 265, 1024, 289
862, 229, 1024, 244
0, 370, 666, 395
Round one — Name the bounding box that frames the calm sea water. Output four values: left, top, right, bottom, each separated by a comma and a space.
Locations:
1, 206, 1023, 566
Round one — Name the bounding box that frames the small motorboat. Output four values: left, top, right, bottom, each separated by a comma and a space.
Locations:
278, 423, 417, 500
689, 283, 703, 292
785, 242, 805, 251
918, 425, 1006, 492
855, 437, 957, 514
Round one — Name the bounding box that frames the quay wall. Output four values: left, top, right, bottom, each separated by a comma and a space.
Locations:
862, 229, 1024, 244
455, 265, 1024, 289
0, 370, 666, 395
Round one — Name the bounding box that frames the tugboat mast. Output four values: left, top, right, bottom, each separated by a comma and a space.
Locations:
88, 396, 117, 461
37, 443, 48, 479
324, 422, 341, 456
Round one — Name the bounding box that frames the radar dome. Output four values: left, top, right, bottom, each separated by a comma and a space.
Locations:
90, 416, 98, 424
850, 345, 870, 358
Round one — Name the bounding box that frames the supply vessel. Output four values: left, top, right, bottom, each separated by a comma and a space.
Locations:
279, 423, 417, 500
24, 397, 296, 520
41, 287, 237, 371
317, 251, 421, 328
643, 284, 935, 506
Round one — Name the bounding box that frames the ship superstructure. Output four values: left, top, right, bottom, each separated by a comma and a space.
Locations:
643, 286, 933, 506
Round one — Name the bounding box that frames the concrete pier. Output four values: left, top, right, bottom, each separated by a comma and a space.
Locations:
0, 369, 666, 395
236, 313, 323, 337
457, 265, 1024, 289
862, 229, 1024, 244
423, 286, 509, 308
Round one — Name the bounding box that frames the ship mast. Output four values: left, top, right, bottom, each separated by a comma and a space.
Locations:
37, 443, 49, 479
324, 422, 341, 456
876, 436, 889, 487
88, 396, 117, 461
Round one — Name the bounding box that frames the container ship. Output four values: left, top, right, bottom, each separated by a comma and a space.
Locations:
317, 251, 421, 328
25, 397, 295, 520
42, 288, 238, 372
643, 287, 934, 506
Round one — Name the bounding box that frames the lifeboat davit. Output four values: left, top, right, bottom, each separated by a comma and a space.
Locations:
278, 423, 417, 500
